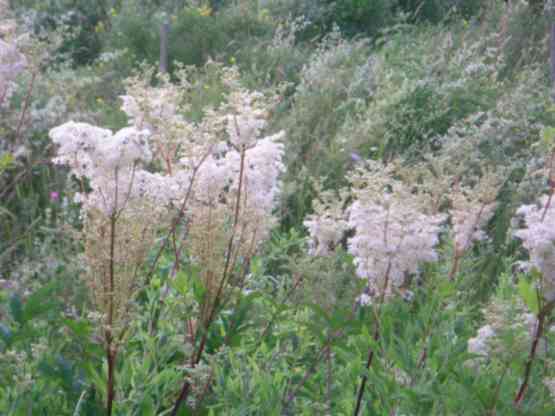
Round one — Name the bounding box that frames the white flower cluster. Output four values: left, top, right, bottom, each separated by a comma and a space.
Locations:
0, 3, 26, 109
49, 121, 152, 215
303, 187, 349, 256
348, 168, 446, 299
451, 190, 497, 255
451, 201, 496, 253
514, 195, 555, 291
306, 162, 446, 301
467, 324, 496, 357
466, 296, 548, 365
50, 67, 285, 296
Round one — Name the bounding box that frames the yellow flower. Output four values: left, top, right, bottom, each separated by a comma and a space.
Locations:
199, 5, 212, 17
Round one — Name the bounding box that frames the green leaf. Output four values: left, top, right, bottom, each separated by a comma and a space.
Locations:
139, 395, 156, 416
171, 271, 190, 297
192, 272, 206, 304
517, 278, 539, 315
0, 153, 14, 174
23, 282, 59, 322
542, 126, 555, 148
85, 362, 107, 400
250, 256, 262, 276
9, 294, 24, 325
63, 318, 92, 339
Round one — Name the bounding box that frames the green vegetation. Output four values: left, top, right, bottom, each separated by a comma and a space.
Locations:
2, 0, 555, 415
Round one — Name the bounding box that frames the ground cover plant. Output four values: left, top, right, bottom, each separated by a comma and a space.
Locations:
3, 0, 555, 415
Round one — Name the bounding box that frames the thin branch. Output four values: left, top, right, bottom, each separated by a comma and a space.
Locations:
145, 155, 207, 284
14, 71, 37, 144
514, 300, 555, 405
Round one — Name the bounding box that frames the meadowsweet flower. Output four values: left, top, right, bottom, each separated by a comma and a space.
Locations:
468, 324, 495, 357
50, 66, 286, 327
0, 37, 26, 107
305, 161, 446, 301
226, 113, 266, 149
514, 195, 555, 291
450, 171, 501, 256
451, 198, 496, 253
49, 121, 152, 215
304, 185, 349, 257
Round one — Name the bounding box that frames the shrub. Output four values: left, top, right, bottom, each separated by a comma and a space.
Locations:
105, 3, 274, 71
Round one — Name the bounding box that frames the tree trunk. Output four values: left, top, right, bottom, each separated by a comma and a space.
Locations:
159, 15, 170, 74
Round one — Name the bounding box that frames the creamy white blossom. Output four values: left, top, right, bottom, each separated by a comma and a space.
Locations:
305, 161, 446, 300
348, 195, 446, 298
304, 186, 349, 257
49, 121, 152, 215
0, 36, 26, 107
467, 324, 496, 357
451, 196, 496, 254
514, 195, 555, 291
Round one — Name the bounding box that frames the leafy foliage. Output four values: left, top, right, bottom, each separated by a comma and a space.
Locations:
3, 0, 555, 415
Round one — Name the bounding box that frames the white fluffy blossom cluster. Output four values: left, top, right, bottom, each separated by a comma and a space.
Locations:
303, 187, 349, 256
451, 194, 497, 255
348, 165, 446, 299
466, 296, 546, 365
120, 83, 182, 133
514, 195, 555, 292
0, 3, 26, 108
450, 172, 501, 256
50, 66, 285, 295
467, 324, 496, 357
49, 122, 152, 215
306, 162, 446, 301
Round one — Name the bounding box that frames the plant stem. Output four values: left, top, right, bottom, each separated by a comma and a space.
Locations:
353, 324, 380, 416
106, 346, 116, 416
353, 260, 391, 416
145, 156, 207, 285
513, 301, 554, 405
14, 71, 37, 145
448, 253, 461, 281
106, 212, 117, 416
170, 147, 246, 416
326, 341, 333, 414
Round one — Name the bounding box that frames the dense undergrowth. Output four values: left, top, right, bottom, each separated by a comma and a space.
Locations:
2, 0, 555, 415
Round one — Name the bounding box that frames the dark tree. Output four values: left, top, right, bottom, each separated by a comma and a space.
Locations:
528, 0, 545, 15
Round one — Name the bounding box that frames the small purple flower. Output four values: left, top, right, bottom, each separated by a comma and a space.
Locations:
350, 152, 362, 163
50, 191, 59, 202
